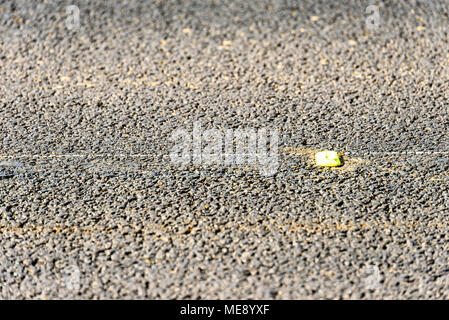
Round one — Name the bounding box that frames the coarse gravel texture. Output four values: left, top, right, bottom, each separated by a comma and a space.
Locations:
0, 0, 449, 299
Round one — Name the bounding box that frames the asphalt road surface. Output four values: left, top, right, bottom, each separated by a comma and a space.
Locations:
0, 0, 449, 299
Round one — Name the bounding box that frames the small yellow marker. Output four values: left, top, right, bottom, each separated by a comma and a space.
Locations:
315, 151, 342, 167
